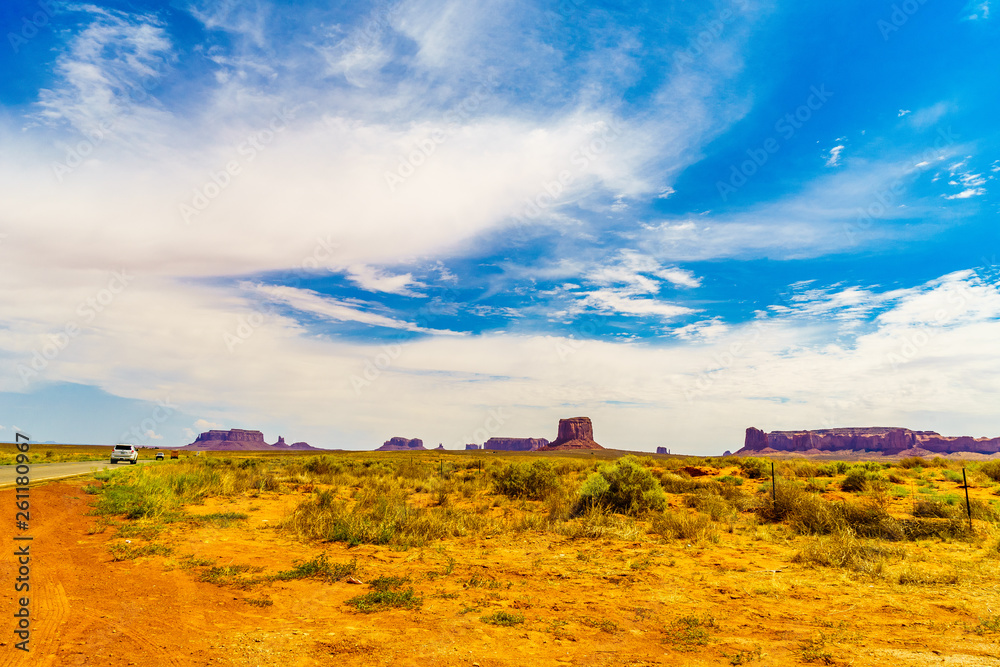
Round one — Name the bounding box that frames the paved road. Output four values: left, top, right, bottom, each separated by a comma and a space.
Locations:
0, 459, 152, 488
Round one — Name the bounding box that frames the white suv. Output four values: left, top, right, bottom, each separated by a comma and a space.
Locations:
110, 444, 138, 465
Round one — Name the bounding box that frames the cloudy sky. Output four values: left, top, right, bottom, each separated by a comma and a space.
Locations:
0, 0, 997, 453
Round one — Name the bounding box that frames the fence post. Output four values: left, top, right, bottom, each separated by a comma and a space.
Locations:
963, 468, 973, 530
771, 461, 776, 507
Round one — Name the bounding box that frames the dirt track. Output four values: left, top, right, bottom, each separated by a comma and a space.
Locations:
3, 481, 1000, 666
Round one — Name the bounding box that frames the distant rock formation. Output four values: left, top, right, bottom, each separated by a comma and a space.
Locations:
377, 437, 425, 452
484, 437, 548, 451
465, 444, 480, 450
435, 444, 445, 450
656, 447, 669, 455
540, 417, 604, 451
741, 426, 1000, 456
182, 429, 319, 451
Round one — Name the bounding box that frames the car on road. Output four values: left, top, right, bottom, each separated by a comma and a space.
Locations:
110, 444, 138, 465
155, 452, 164, 460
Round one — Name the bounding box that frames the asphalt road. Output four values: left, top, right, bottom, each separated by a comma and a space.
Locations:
0, 459, 152, 488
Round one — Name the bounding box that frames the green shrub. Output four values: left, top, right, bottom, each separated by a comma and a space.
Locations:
492, 460, 558, 500
841, 468, 887, 493
346, 588, 422, 613
576, 456, 667, 514
272, 554, 356, 582
662, 615, 715, 651
980, 461, 1000, 482
912, 499, 951, 518
739, 458, 768, 479
480, 611, 524, 626
660, 473, 698, 493
718, 475, 743, 486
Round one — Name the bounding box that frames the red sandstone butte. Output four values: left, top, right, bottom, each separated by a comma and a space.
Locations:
181, 429, 319, 451
740, 426, 1000, 456
540, 417, 604, 451
377, 437, 426, 451
484, 437, 549, 451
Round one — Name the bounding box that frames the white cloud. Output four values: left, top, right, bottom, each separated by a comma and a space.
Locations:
673, 318, 730, 341
963, 1, 991, 20
897, 109, 911, 117
194, 419, 223, 430
825, 145, 845, 167
32, 6, 175, 148
657, 186, 676, 199
249, 283, 463, 335
907, 102, 952, 129
346, 265, 425, 296
580, 289, 696, 320
144, 430, 164, 440
944, 188, 985, 199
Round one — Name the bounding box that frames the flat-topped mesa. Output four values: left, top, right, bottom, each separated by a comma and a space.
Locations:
540, 417, 604, 451
195, 429, 266, 444
183, 429, 319, 451
465, 444, 480, 450
484, 437, 548, 451
377, 437, 425, 452
742, 426, 1000, 456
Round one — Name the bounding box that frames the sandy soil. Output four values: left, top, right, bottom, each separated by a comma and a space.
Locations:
2, 481, 1000, 666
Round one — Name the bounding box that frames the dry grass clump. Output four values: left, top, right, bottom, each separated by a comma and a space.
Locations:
283, 487, 494, 547
895, 565, 960, 585
650, 510, 718, 542
792, 530, 903, 576
557, 505, 643, 541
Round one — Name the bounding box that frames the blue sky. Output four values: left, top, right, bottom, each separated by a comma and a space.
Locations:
0, 0, 998, 452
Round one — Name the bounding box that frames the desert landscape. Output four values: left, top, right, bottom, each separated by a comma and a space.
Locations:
3, 1, 999, 666
4, 428, 1000, 666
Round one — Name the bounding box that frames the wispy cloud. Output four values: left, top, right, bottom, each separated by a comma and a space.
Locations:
825, 144, 845, 167
963, 0, 991, 20
32, 6, 174, 145
249, 283, 463, 335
